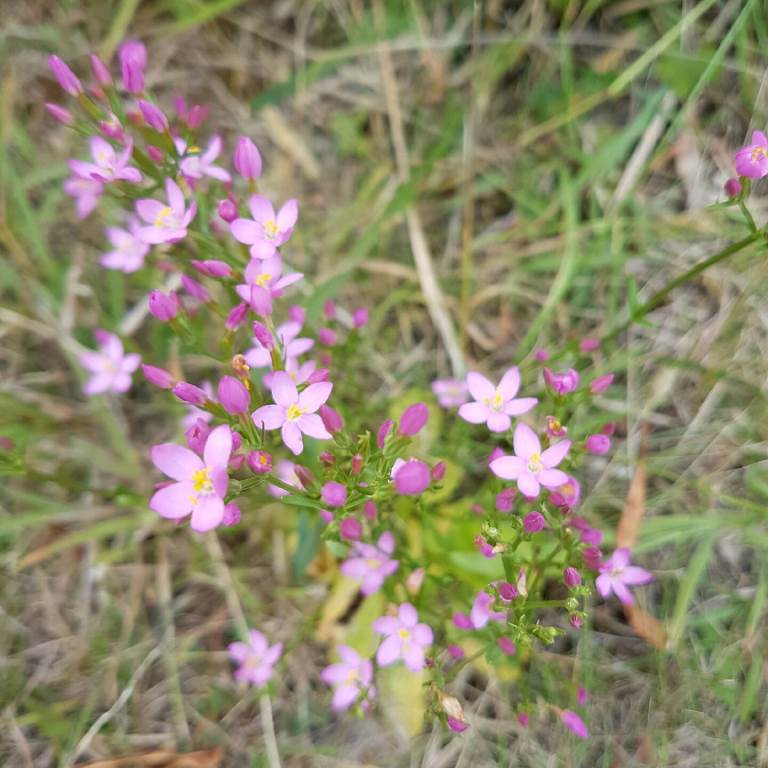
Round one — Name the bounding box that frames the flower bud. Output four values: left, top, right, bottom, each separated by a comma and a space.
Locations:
247, 450, 272, 474
217, 198, 238, 223
148, 290, 180, 322
452, 612, 473, 630
431, 461, 446, 482
589, 373, 614, 394
225, 303, 249, 331
45, 103, 74, 125
585, 434, 611, 455
398, 402, 428, 436
320, 451, 335, 466
185, 418, 210, 454
350, 453, 364, 475
497, 637, 516, 656
181, 274, 209, 303
546, 416, 567, 438
89, 54, 112, 86
517, 712, 530, 727
487, 446, 505, 465
307, 367, 329, 383
579, 337, 599, 353
363, 500, 377, 520
173, 382, 208, 406
323, 299, 336, 320
725, 177, 742, 198
319, 404, 344, 434
118, 40, 146, 94
498, 581, 517, 601
447, 644, 464, 659
222, 503, 241, 526
288, 304, 306, 325
318, 327, 337, 346
577, 687, 588, 705
406, 567, 425, 595
563, 567, 582, 588
321, 481, 347, 508
294, 465, 315, 489
352, 307, 369, 328
561, 710, 589, 739
319, 509, 334, 524
217, 376, 250, 415
339, 517, 362, 541
48, 55, 82, 95
523, 511, 546, 533
233, 136, 262, 179
187, 104, 209, 129
583, 546, 602, 571
569, 614, 583, 629
543, 367, 580, 395
534, 348, 550, 362
146, 145, 163, 163
191, 259, 232, 278
141, 364, 175, 389
393, 459, 431, 496
376, 419, 393, 449
138, 99, 168, 132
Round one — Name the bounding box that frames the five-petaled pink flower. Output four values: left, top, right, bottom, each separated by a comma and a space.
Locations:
596, 548, 653, 605
458, 368, 537, 432
245, 319, 313, 369
100, 219, 149, 272
235, 256, 303, 316
70, 137, 142, 185
231, 195, 299, 259
149, 424, 232, 531
340, 531, 399, 595
64, 175, 103, 219
79, 330, 140, 396
252, 371, 332, 455
320, 645, 375, 711
735, 131, 768, 179
470, 591, 506, 629
228, 629, 283, 687
135, 178, 197, 244
490, 423, 571, 498
432, 378, 469, 408
373, 603, 433, 672
176, 136, 231, 182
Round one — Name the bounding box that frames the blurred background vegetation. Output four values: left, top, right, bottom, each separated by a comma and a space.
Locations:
2, 1, 768, 766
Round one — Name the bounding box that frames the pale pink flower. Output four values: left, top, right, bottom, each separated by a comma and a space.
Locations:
432, 378, 469, 408
100, 219, 149, 272
340, 531, 398, 595
320, 645, 375, 711
230, 195, 299, 260
458, 368, 537, 432
135, 178, 196, 244
596, 548, 653, 605
69, 137, 141, 184
235, 256, 303, 316
79, 331, 140, 395
489, 423, 571, 498
176, 135, 231, 182
252, 371, 332, 455
228, 629, 282, 687
149, 424, 232, 531
373, 603, 432, 672
245, 320, 313, 369
64, 175, 103, 218
735, 131, 768, 179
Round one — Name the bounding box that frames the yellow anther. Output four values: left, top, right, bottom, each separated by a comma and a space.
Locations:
264, 220, 279, 239
192, 467, 213, 493
154, 205, 172, 227
286, 403, 302, 421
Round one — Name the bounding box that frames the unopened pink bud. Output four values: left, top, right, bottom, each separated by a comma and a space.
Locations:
523, 511, 546, 533
217, 376, 250, 415
564, 567, 582, 587
447, 644, 464, 659
319, 451, 335, 466
319, 404, 344, 434
172, 382, 208, 406
118, 40, 146, 94
398, 402, 429, 436
191, 259, 232, 279
141, 364, 175, 389
495, 488, 516, 513
225, 302, 249, 331
543, 367, 580, 395
352, 307, 369, 328
377, 419, 393, 449
246, 450, 272, 474
45, 103, 73, 125
138, 99, 168, 132
517, 712, 530, 727
447, 717, 469, 733
233, 136, 262, 179
431, 461, 446, 481
394, 459, 430, 495
148, 290, 180, 322
146, 145, 163, 163
89, 54, 112, 86
590, 373, 614, 394
294, 465, 315, 489
222, 503, 241, 526
498, 581, 517, 601
185, 418, 210, 454
339, 517, 362, 541
321, 481, 347, 508
534, 348, 550, 362
323, 299, 336, 320
48, 55, 82, 96
288, 304, 306, 325
187, 105, 208, 129
725, 177, 742, 198
350, 454, 364, 475
570, 614, 583, 629
487, 446, 505, 466
181, 274, 209, 303
452, 612, 472, 630
363, 500, 377, 520
497, 637, 516, 656
601, 422, 616, 436
217, 198, 238, 223
307, 368, 329, 383
579, 337, 600, 353
318, 327, 337, 346
252, 321, 274, 349
585, 434, 611, 455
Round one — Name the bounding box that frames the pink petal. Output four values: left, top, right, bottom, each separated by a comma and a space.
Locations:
412, 623, 433, 645
150, 481, 194, 519
458, 402, 489, 424
321, 663, 351, 684
517, 472, 540, 498
204, 165, 231, 182
135, 198, 165, 223
332, 683, 359, 711
402, 644, 425, 672
297, 382, 332, 412
151, 443, 203, 481
466, 371, 495, 402
190, 495, 225, 532
203, 424, 233, 467
340, 558, 368, 579
595, 573, 611, 598
201, 135, 221, 163
252, 405, 285, 430
504, 397, 538, 416
539, 469, 569, 488
612, 580, 634, 605
83, 373, 112, 395
486, 412, 512, 433
250, 241, 277, 260
541, 439, 571, 468
166, 178, 184, 215
248, 630, 268, 654
621, 566, 653, 585
249, 194, 276, 223
399, 602, 418, 627
296, 413, 331, 440
230, 219, 260, 244
497, 367, 520, 399
372, 616, 399, 635
611, 548, 632, 568
513, 422, 540, 459
277, 199, 299, 229
281, 421, 303, 455
378, 531, 395, 553
489, 456, 524, 480
228, 641, 250, 662
376, 634, 402, 667
270, 371, 298, 407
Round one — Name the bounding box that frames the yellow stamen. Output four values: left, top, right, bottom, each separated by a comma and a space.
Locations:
154, 205, 172, 227
527, 452, 543, 473
255, 273, 272, 287
192, 467, 213, 493
751, 146, 768, 161
398, 628, 411, 640
264, 220, 279, 239
286, 403, 302, 421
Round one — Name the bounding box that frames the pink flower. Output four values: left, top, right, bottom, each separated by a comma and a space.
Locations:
490, 423, 571, 498
341, 531, 398, 595
247, 450, 272, 474
590, 373, 614, 394
549, 475, 581, 509
458, 368, 537, 432
48, 55, 82, 95
64, 175, 103, 218
100, 220, 149, 272
176, 136, 231, 182
398, 402, 428, 436
596, 548, 653, 605
561, 710, 589, 739
222, 503, 241, 526
235, 256, 303, 316
470, 591, 506, 629
252, 371, 332, 455
320, 645, 375, 711
245, 319, 311, 368
79, 331, 140, 396
321, 481, 347, 508
352, 307, 369, 328
373, 603, 432, 672
233, 136, 263, 179
135, 178, 196, 244
118, 40, 146, 94
543, 367, 580, 395
735, 131, 768, 179
149, 424, 232, 532
432, 378, 468, 408
70, 137, 142, 184
228, 629, 282, 687
392, 458, 431, 495
230, 195, 299, 260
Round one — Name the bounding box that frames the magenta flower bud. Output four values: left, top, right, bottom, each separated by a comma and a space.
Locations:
222, 503, 241, 527
564, 567, 582, 587
580, 527, 603, 545
307, 367, 329, 383
725, 177, 742, 198
99, 117, 124, 141
350, 453, 364, 475
185, 418, 210, 454
498, 581, 518, 601
148, 290, 180, 322
246, 450, 272, 474
497, 637, 516, 656
247, 322, 271, 351
294, 465, 315, 489
321, 481, 347, 508
577, 687, 588, 706
118, 40, 146, 94
447, 717, 469, 733
187, 104, 208, 130
448, 644, 464, 659
377, 419, 393, 449
0, 436, 15, 452
288, 304, 306, 325
233, 136, 262, 179
138, 99, 168, 132
173, 382, 208, 406
319, 404, 344, 434
570, 614, 583, 629
145, 145, 163, 163
583, 546, 602, 571
579, 337, 599, 353
323, 299, 336, 320
549, 476, 581, 509
585, 434, 611, 455
48, 55, 82, 96
217, 198, 238, 223
45, 103, 73, 125
340, 517, 362, 541
363, 500, 377, 520
141, 363, 175, 389
225, 303, 249, 331
89, 54, 112, 86
517, 713, 530, 727
231, 431, 242, 452
319, 509, 334, 524
394, 459, 430, 496
181, 274, 209, 303
543, 367, 580, 395
474, 535, 494, 558
398, 402, 428, 437
561, 710, 589, 740
318, 327, 337, 346
590, 373, 614, 394
523, 511, 546, 533
487, 446, 505, 466
320, 451, 335, 466
471, 503, 484, 516
534, 348, 550, 362
217, 376, 250, 415
191, 259, 232, 279
495, 488, 516, 513
431, 461, 446, 482
352, 307, 369, 328
452, 612, 473, 630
